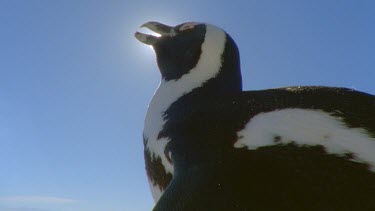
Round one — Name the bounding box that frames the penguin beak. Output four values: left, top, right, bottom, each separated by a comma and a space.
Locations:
134, 21, 176, 45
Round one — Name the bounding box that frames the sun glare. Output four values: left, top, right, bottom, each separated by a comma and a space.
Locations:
128, 16, 181, 71
137, 27, 161, 51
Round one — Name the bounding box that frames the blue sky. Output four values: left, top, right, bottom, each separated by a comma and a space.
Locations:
0, 1, 374, 211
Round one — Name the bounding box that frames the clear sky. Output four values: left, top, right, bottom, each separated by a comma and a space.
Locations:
0, 1, 374, 211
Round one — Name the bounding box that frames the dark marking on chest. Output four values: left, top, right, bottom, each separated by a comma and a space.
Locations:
144, 138, 172, 190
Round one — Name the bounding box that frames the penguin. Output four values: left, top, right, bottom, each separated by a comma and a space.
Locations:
135, 21, 375, 210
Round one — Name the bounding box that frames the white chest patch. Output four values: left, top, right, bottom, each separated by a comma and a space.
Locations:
234, 108, 375, 171
148, 178, 163, 202
143, 24, 227, 202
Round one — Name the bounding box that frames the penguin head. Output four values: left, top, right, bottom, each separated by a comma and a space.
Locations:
135, 21, 242, 92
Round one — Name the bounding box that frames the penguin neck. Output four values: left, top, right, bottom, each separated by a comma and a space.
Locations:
158, 52, 242, 107
156, 63, 242, 109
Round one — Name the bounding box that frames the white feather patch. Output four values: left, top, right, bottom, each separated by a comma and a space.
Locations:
143, 24, 227, 202
148, 179, 163, 202
234, 108, 375, 170
179, 22, 199, 31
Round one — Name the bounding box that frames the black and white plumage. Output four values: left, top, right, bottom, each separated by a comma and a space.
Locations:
135, 22, 375, 210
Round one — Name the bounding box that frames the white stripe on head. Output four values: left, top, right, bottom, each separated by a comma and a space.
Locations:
234, 109, 375, 170
179, 22, 200, 31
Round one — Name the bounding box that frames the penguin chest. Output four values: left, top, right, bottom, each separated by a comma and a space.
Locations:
143, 87, 177, 202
